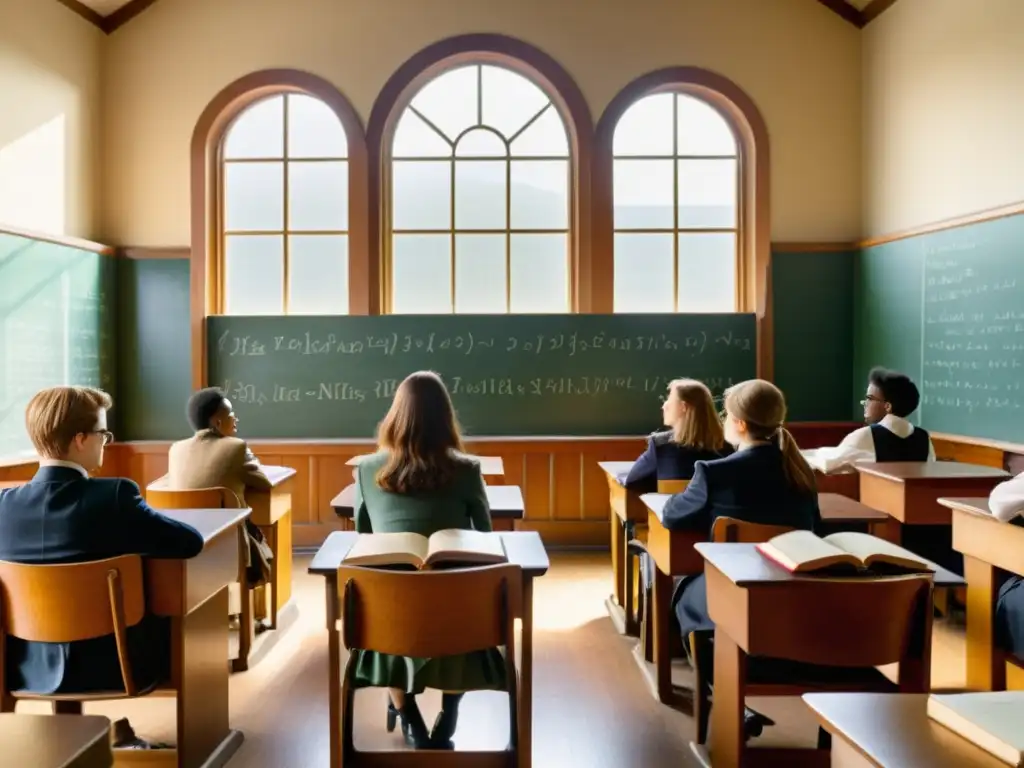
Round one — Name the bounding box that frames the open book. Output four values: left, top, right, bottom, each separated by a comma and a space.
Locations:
756, 530, 935, 574
928, 692, 1024, 766
343, 529, 507, 569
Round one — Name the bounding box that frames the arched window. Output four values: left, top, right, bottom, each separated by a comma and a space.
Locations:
612, 92, 738, 313
220, 93, 349, 314
386, 63, 571, 314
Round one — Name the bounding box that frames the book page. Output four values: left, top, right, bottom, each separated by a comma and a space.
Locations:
426, 529, 506, 563
759, 530, 856, 571
823, 532, 935, 571
928, 692, 1024, 765
344, 532, 429, 566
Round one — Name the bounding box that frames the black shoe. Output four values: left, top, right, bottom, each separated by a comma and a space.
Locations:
386, 695, 431, 748
429, 692, 464, 749
743, 707, 775, 740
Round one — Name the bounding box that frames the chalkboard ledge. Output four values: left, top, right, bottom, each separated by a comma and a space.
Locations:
114, 435, 651, 449
931, 432, 1024, 456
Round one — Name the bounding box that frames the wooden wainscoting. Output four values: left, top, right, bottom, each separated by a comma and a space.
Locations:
88, 423, 859, 549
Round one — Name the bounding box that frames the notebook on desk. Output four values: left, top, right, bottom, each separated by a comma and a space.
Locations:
343, 529, 507, 569
756, 530, 935, 575
928, 692, 1024, 766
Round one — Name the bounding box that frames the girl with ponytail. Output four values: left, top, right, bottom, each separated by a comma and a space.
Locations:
660, 378, 820, 740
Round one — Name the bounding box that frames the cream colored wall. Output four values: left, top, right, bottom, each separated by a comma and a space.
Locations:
863, 0, 1024, 237
0, 0, 102, 238
100, 0, 862, 246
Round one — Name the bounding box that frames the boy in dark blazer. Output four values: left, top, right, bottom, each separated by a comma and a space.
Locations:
0, 386, 203, 748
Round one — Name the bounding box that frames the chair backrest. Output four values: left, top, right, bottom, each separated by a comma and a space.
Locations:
145, 485, 242, 509
711, 516, 794, 543
657, 479, 689, 494
337, 563, 522, 658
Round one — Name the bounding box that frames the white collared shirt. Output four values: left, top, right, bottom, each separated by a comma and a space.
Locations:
802, 414, 935, 474
990, 473, 1024, 522
38, 459, 89, 478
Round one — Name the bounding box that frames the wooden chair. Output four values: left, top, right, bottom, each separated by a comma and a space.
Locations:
691, 519, 934, 749
332, 563, 522, 767
0, 555, 169, 713
627, 479, 690, 660
145, 485, 255, 672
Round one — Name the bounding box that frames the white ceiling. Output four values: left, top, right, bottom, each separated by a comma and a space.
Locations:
76, 0, 134, 15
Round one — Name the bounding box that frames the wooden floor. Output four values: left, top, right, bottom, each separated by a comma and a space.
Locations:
17, 552, 976, 767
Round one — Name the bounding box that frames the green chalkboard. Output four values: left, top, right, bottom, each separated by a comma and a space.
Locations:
207, 314, 756, 437
116, 258, 192, 441
0, 232, 115, 456
773, 250, 855, 421
855, 214, 1024, 442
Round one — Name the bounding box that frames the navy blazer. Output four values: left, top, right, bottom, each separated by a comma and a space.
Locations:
0, 466, 204, 694
661, 443, 821, 534
621, 430, 732, 489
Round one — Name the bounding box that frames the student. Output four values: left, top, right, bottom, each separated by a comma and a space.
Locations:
0, 386, 203, 749
352, 371, 504, 750
166, 388, 274, 608
806, 367, 935, 472
989, 473, 1024, 661
661, 378, 821, 739
620, 378, 733, 489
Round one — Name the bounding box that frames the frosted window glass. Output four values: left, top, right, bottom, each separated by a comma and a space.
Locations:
509, 234, 568, 312
613, 160, 673, 229
409, 66, 478, 142
613, 93, 674, 156
288, 235, 348, 314
392, 234, 451, 313
455, 235, 506, 313
613, 234, 674, 312
455, 161, 506, 230
224, 97, 283, 159
677, 159, 737, 229
510, 161, 568, 230
678, 233, 736, 312
224, 163, 283, 231
392, 161, 450, 230
224, 235, 284, 314
392, 110, 452, 158
289, 161, 348, 231
509, 106, 569, 157
481, 65, 549, 137
287, 94, 347, 158
677, 95, 736, 156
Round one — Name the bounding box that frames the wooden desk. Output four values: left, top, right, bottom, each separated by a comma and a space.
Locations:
818, 492, 889, 534
692, 542, 964, 768
856, 462, 1008, 542
942, 496, 1024, 691
329, 483, 524, 531
1, 714, 112, 767
803, 693, 1007, 768
815, 469, 861, 500
309, 531, 548, 768
247, 465, 297, 629
345, 453, 504, 478
147, 508, 248, 768
598, 461, 648, 636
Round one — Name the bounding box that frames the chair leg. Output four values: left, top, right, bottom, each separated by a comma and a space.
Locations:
817, 726, 832, 750
53, 700, 83, 715
690, 631, 713, 745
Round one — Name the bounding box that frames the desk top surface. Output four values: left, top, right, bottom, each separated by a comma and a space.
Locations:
261, 464, 297, 486
818, 493, 889, 522
155, 508, 249, 542
856, 462, 1009, 482
937, 496, 993, 517
597, 461, 635, 482
1, 713, 112, 768
308, 530, 549, 575
346, 453, 504, 476
329, 483, 524, 517
803, 693, 1007, 768
694, 543, 964, 587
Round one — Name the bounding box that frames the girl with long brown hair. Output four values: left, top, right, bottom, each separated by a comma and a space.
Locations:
350, 371, 503, 750
660, 378, 820, 740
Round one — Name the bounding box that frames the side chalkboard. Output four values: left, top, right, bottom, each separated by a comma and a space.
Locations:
0, 232, 115, 456
855, 213, 1024, 442
207, 314, 757, 437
